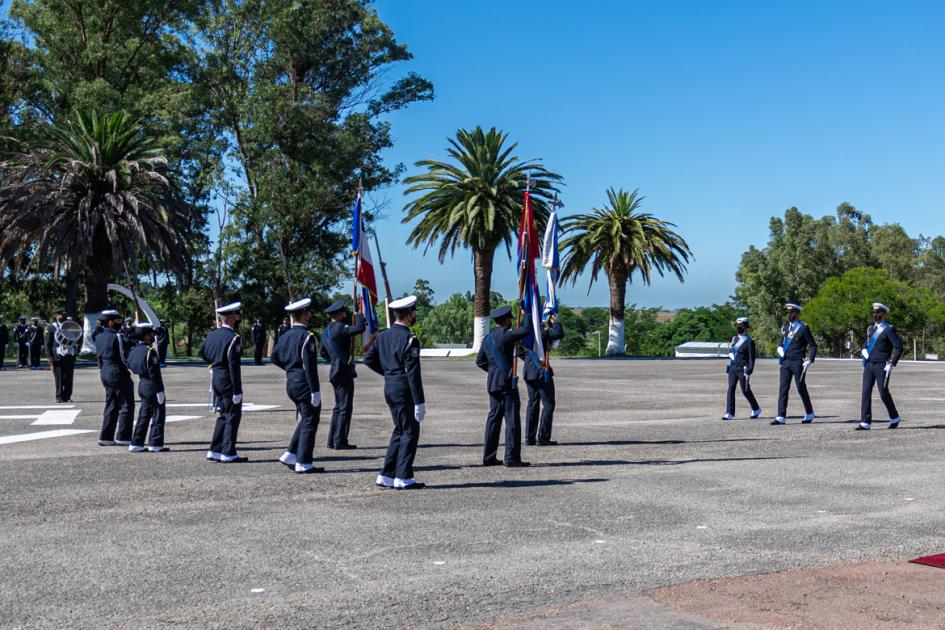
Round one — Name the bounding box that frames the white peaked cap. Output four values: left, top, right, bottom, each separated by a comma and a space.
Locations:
735, 317, 749, 325
785, 303, 802, 311
285, 297, 312, 313
101, 309, 121, 318
873, 302, 890, 313
215, 302, 242, 314
389, 295, 418, 311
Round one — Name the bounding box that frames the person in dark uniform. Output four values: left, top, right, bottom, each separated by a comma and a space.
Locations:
95, 310, 135, 446
27, 317, 43, 369
14, 316, 29, 368
251, 318, 267, 366
127, 323, 168, 452
272, 299, 323, 474
520, 314, 565, 446
476, 305, 531, 467
364, 295, 427, 490
45, 309, 78, 403
154, 320, 170, 367
274, 317, 290, 346
857, 302, 903, 430
91, 318, 105, 344
199, 302, 246, 463
722, 316, 762, 421
119, 317, 134, 353
320, 301, 365, 450
773, 302, 817, 425
0, 316, 8, 371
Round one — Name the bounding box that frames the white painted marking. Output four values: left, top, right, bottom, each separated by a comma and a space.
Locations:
0, 415, 43, 420
165, 402, 280, 412
816, 510, 828, 513
0, 405, 75, 410
432, 561, 445, 566
250, 588, 265, 593
594, 540, 606, 544
0, 429, 95, 445
906, 497, 915, 501
696, 525, 708, 530
165, 415, 203, 424
31, 409, 81, 426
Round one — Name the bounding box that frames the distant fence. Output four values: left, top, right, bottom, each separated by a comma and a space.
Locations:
674, 342, 728, 358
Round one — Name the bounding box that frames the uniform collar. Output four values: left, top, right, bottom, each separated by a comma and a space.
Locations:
292, 323, 307, 329
221, 324, 233, 330
393, 322, 410, 329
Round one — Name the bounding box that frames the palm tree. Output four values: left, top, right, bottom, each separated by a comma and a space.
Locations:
0, 110, 199, 318
402, 126, 561, 350
561, 188, 692, 355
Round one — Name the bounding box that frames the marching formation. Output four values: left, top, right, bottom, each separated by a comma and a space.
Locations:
724, 301, 903, 430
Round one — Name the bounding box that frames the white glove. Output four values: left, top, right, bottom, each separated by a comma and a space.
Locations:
885, 363, 893, 376
803, 359, 811, 369
156, 392, 166, 405
414, 403, 426, 422
310, 392, 321, 407
232, 393, 243, 405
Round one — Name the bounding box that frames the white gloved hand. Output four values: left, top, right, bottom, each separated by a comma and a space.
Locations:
803, 359, 811, 369
310, 392, 321, 407
232, 393, 243, 405
156, 392, 166, 405
885, 363, 893, 375
414, 403, 426, 422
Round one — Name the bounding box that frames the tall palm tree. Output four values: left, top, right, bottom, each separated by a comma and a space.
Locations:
402, 126, 561, 350
0, 110, 199, 318
561, 188, 692, 355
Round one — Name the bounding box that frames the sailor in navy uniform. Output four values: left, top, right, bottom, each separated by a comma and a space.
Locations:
476, 305, 531, 467
272, 298, 323, 474
251, 318, 267, 366
320, 301, 366, 450
520, 315, 565, 446
45, 309, 77, 402
14, 316, 28, 368
364, 295, 427, 490
95, 310, 135, 446
773, 303, 817, 425
27, 317, 42, 369
722, 317, 762, 420
127, 324, 168, 452
274, 317, 290, 346
857, 303, 903, 430
199, 302, 247, 463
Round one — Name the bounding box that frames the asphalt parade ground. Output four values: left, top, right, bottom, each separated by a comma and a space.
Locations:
2, 358, 945, 629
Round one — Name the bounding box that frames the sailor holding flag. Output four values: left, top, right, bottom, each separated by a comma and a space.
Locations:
773, 302, 817, 425
722, 317, 761, 421
857, 302, 903, 430
521, 199, 565, 446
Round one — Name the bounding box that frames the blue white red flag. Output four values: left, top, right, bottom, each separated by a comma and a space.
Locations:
517, 190, 545, 364
541, 207, 560, 321
352, 190, 379, 343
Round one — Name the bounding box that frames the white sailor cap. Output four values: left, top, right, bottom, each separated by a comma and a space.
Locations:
735, 317, 749, 326
285, 297, 312, 313
872, 302, 890, 313
786, 303, 802, 312
100, 309, 122, 320
215, 302, 242, 315
389, 295, 418, 312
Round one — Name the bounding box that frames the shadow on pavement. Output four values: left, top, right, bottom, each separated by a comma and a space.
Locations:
428, 478, 609, 490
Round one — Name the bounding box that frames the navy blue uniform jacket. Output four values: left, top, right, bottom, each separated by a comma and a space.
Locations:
321, 315, 366, 382
517, 321, 565, 381
780, 321, 817, 361
128, 342, 164, 396
476, 325, 530, 393
96, 328, 131, 382
864, 324, 903, 366
198, 326, 243, 397
363, 324, 425, 405
272, 325, 321, 400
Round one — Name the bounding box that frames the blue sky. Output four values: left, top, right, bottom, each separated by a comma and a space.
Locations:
371, 0, 945, 309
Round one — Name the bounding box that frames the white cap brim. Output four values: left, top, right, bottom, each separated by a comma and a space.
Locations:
389, 295, 418, 311
215, 302, 242, 314
285, 298, 312, 313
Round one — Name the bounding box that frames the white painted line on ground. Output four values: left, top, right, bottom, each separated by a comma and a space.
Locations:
165, 402, 280, 412
0, 415, 43, 420
0, 405, 75, 410
250, 588, 265, 593
165, 415, 203, 423
432, 561, 446, 566
31, 409, 81, 426
696, 525, 708, 530
0, 429, 95, 445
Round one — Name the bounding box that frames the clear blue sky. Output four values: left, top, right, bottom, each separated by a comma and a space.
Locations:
371, 0, 945, 309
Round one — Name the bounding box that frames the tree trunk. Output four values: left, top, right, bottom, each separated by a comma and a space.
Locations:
83, 226, 114, 313
64, 267, 80, 317
472, 246, 495, 351
606, 265, 628, 355
279, 235, 295, 300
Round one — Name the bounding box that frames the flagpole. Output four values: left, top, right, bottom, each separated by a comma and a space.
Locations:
543, 193, 561, 372
512, 175, 534, 385
373, 231, 394, 328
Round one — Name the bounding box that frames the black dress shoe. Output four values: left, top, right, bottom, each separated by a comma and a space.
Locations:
220, 456, 249, 463
504, 460, 531, 468
397, 482, 425, 490
525, 439, 536, 446
855, 424, 871, 431
295, 466, 325, 474
335, 444, 357, 450
537, 440, 558, 446
482, 458, 502, 467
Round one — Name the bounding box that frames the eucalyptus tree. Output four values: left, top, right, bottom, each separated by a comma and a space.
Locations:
560, 188, 691, 355
0, 110, 201, 321
402, 126, 562, 350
